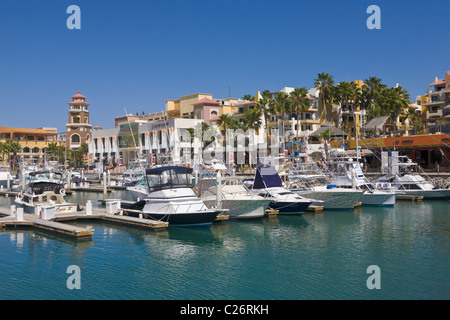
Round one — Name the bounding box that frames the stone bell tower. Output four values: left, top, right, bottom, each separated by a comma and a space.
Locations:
65, 91, 92, 149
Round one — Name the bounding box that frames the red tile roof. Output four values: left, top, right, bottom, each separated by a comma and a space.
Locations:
71, 91, 87, 99
192, 98, 220, 105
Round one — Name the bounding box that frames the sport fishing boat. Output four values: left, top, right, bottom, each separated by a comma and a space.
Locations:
250, 165, 313, 214
287, 159, 364, 210
329, 157, 396, 206
122, 158, 147, 186
378, 156, 450, 199
14, 170, 78, 214
123, 166, 224, 226
193, 176, 272, 219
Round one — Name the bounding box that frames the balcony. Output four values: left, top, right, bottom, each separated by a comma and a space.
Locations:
427, 109, 443, 119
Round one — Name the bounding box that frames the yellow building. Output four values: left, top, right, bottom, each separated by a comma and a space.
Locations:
0, 126, 59, 165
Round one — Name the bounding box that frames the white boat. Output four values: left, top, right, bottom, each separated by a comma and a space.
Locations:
193, 176, 272, 219
126, 178, 148, 201
250, 165, 313, 214
122, 158, 147, 186
123, 166, 224, 226
14, 171, 78, 214
378, 155, 450, 199
329, 157, 396, 206
287, 160, 364, 210
383, 173, 450, 199
0, 166, 13, 189
293, 185, 364, 210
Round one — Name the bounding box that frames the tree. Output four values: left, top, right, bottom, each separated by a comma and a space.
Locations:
314, 73, 335, 123
289, 87, 311, 141
241, 108, 262, 134
0, 142, 4, 166
405, 107, 421, 135
361, 76, 386, 111
241, 94, 254, 101
2, 140, 22, 170
216, 114, 235, 148
318, 128, 332, 164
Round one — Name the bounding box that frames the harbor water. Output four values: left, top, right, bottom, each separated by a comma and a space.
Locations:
0, 191, 448, 300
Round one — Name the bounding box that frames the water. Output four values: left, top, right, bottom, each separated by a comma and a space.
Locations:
0, 192, 448, 300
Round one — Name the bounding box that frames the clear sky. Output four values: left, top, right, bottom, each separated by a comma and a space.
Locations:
0, 0, 449, 132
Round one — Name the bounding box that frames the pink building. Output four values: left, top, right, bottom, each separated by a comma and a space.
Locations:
192, 98, 222, 124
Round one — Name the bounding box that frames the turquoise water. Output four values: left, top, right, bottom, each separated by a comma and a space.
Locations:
0, 192, 448, 300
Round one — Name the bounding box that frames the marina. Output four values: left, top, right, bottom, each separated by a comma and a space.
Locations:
1, 0, 449, 303
0, 188, 448, 300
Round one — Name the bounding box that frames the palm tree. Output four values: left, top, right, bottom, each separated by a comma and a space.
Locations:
314, 73, 335, 123
361, 76, 386, 111
0, 142, 4, 166
242, 108, 262, 134
217, 114, 234, 148
289, 87, 311, 141
318, 128, 332, 164
241, 94, 254, 101
2, 140, 22, 170
405, 107, 421, 135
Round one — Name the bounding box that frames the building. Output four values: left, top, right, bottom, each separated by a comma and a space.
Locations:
90, 118, 204, 166
421, 71, 450, 133
65, 91, 92, 149
0, 126, 59, 165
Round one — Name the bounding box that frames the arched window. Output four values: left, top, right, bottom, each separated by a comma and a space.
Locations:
71, 134, 81, 143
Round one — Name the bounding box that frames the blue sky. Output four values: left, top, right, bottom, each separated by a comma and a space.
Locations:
0, 0, 449, 132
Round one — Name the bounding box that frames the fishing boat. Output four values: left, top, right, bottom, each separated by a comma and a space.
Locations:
287, 158, 364, 210
378, 155, 450, 199
14, 170, 78, 214
250, 165, 313, 214
122, 158, 147, 186
194, 176, 272, 219
123, 166, 224, 226
329, 157, 396, 206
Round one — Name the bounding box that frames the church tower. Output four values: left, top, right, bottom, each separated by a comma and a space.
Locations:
65, 91, 92, 149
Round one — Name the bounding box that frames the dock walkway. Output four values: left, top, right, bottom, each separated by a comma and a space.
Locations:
0, 206, 168, 241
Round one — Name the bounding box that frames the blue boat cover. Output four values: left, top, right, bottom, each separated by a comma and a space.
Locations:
253, 165, 282, 189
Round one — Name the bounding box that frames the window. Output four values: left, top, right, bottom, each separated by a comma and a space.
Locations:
27, 136, 35, 141
37, 136, 45, 141
71, 134, 81, 143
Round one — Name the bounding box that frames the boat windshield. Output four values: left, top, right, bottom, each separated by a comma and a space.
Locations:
145, 166, 193, 191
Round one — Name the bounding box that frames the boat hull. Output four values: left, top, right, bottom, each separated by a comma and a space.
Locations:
395, 189, 450, 199
360, 192, 396, 206
126, 209, 221, 226
268, 200, 311, 214
294, 189, 363, 210
203, 199, 271, 219
14, 200, 78, 215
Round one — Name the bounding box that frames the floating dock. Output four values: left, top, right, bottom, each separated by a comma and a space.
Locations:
306, 205, 323, 212
396, 195, 423, 201
0, 206, 168, 241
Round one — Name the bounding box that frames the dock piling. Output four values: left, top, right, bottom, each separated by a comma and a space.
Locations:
16, 207, 24, 222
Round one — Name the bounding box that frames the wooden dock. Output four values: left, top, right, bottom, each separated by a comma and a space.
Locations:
396, 195, 423, 201
0, 206, 168, 241
265, 209, 279, 216
306, 205, 323, 212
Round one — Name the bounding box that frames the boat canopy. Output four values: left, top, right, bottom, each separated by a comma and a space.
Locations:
145, 166, 193, 191
253, 165, 283, 189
